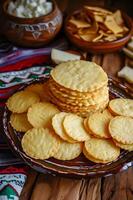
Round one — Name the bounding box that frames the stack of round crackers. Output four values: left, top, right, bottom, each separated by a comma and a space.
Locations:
48, 60, 109, 117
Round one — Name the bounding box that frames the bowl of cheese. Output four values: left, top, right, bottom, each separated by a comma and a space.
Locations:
2, 0, 63, 47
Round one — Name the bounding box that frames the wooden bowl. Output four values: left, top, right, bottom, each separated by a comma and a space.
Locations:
2, 0, 63, 47
2, 77, 133, 178
64, 9, 133, 53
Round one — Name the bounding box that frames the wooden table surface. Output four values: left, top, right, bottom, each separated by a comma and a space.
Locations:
3, 1, 131, 199
20, 52, 133, 200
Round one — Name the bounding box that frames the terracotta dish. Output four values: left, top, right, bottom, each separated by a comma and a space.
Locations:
2, 0, 63, 47
65, 9, 133, 53
3, 77, 133, 178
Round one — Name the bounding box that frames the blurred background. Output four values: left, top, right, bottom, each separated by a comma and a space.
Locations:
0, 0, 132, 36
56, 0, 133, 17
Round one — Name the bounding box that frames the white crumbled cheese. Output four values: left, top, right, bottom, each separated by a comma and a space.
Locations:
118, 66, 133, 84
15, 5, 25, 17
51, 49, 81, 64
7, 2, 16, 15
45, 2, 52, 15
7, 0, 53, 18
30, 2, 37, 7
40, 0, 47, 4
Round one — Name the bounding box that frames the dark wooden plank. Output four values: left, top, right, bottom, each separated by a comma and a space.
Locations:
80, 178, 101, 200
20, 170, 38, 200
30, 174, 83, 200
91, 54, 103, 66
102, 52, 124, 76
127, 167, 133, 200
30, 174, 102, 200
101, 168, 133, 200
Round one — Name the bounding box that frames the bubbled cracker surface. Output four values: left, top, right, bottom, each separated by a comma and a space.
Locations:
84, 138, 120, 161
6, 90, 40, 113
109, 98, 133, 117
51, 60, 108, 92
53, 141, 82, 160
21, 128, 60, 160
114, 140, 133, 151
88, 109, 113, 138
10, 113, 32, 132
109, 116, 133, 144
27, 102, 60, 128
63, 114, 91, 141
52, 112, 76, 143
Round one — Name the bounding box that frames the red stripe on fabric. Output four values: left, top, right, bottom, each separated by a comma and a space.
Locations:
0, 166, 29, 174
0, 85, 19, 93
0, 55, 50, 72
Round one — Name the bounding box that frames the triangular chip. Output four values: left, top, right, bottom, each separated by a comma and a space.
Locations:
92, 33, 104, 42
69, 19, 91, 28
84, 6, 112, 15
94, 15, 104, 23
79, 34, 96, 42
104, 34, 117, 41
113, 10, 124, 26
104, 15, 123, 34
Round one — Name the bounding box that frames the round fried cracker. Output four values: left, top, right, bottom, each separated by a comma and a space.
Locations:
49, 77, 107, 96
51, 60, 108, 92
63, 114, 91, 141
83, 118, 90, 133
84, 138, 120, 162
87, 109, 113, 138
10, 113, 32, 132
22, 128, 60, 160
27, 102, 60, 128
53, 140, 82, 160
49, 79, 108, 99
58, 99, 109, 118
109, 116, 133, 144
114, 140, 133, 151
52, 112, 76, 143
25, 82, 49, 102
49, 89, 109, 111
83, 147, 108, 163
109, 98, 133, 117
6, 90, 40, 113
49, 84, 109, 107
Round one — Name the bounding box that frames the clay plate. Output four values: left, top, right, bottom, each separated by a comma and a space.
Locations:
65, 9, 133, 53
2, 77, 133, 178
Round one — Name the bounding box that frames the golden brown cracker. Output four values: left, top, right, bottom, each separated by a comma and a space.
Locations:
10, 113, 32, 132
21, 128, 60, 160
109, 116, 133, 145
27, 102, 60, 128
6, 90, 40, 113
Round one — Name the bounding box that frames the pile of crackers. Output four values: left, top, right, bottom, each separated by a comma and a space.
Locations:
67, 6, 129, 42
6, 61, 133, 164
49, 60, 109, 117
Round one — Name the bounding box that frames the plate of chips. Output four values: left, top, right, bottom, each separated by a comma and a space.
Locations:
65, 6, 133, 53
3, 61, 133, 178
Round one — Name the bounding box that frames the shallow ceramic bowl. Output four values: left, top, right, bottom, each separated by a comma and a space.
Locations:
2, 77, 133, 178
65, 9, 133, 53
2, 0, 63, 47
